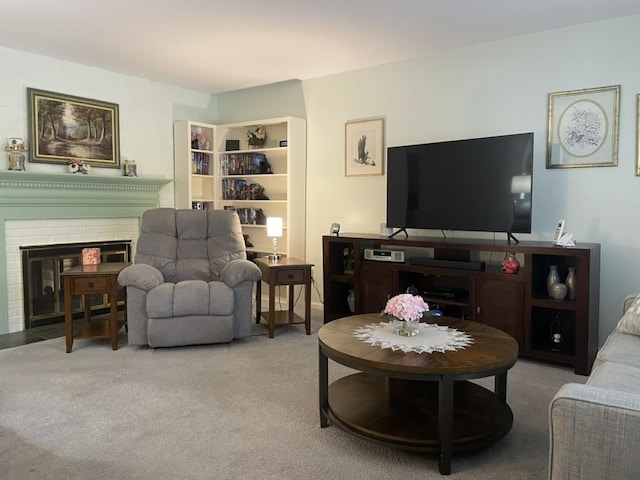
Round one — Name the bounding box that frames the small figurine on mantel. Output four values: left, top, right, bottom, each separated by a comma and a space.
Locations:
123, 159, 138, 177
68, 158, 92, 174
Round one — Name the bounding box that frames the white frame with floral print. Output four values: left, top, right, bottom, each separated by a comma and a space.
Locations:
546, 85, 620, 169
345, 117, 384, 176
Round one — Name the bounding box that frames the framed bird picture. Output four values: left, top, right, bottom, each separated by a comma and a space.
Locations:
345, 117, 384, 176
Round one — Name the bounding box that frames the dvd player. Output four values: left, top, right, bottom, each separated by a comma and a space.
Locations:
364, 248, 405, 263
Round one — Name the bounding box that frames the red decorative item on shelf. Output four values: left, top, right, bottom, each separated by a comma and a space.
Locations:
501, 252, 520, 274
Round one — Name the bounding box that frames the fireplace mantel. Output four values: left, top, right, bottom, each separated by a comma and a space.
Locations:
0, 171, 172, 334
0, 171, 171, 211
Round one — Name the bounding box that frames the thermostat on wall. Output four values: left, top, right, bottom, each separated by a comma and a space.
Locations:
364, 248, 405, 263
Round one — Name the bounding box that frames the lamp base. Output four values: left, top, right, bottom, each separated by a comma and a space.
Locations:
269, 254, 282, 262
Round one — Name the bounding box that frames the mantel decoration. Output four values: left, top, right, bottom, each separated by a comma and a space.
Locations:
27, 88, 121, 169
381, 293, 429, 337
68, 158, 92, 174
345, 117, 384, 176
546, 85, 620, 169
5, 137, 27, 171
247, 125, 266, 148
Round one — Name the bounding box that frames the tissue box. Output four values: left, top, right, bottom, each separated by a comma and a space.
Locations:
82, 248, 101, 265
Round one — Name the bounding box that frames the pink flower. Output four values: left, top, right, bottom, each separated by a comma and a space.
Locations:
382, 293, 429, 321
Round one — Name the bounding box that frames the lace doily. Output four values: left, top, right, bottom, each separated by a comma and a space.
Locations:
353, 322, 474, 354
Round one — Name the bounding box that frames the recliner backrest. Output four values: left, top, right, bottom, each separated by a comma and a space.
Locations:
135, 208, 246, 283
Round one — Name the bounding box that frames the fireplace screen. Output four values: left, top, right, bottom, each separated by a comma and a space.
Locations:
21, 240, 131, 328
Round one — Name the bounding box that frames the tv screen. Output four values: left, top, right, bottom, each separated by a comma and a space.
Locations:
386, 132, 534, 236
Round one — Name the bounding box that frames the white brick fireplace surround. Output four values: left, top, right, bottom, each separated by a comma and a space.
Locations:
0, 171, 171, 334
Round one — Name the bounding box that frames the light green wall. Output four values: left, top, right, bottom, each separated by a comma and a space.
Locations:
216, 80, 306, 123
219, 14, 640, 344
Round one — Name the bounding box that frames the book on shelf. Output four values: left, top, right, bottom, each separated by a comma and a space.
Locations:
221, 178, 269, 200
223, 206, 266, 225
191, 153, 210, 175
220, 153, 272, 175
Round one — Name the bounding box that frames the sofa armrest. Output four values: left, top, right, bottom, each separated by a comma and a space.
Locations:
623, 293, 639, 314
117, 263, 164, 291
220, 259, 261, 288
549, 383, 640, 479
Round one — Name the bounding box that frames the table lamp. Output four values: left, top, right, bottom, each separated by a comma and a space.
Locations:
266, 217, 283, 261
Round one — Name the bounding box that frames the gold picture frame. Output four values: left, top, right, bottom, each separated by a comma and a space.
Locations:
27, 88, 121, 168
637, 94, 640, 176
345, 117, 384, 176
546, 85, 620, 169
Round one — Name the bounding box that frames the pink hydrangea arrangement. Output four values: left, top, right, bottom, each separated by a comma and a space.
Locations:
382, 293, 429, 321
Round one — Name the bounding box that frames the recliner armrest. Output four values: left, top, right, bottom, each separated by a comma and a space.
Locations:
220, 259, 261, 287
117, 263, 164, 291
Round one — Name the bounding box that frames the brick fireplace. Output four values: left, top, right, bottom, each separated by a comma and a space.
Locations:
0, 170, 171, 334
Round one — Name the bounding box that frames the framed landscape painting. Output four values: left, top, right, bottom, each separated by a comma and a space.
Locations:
345, 117, 384, 176
27, 88, 121, 168
546, 85, 620, 169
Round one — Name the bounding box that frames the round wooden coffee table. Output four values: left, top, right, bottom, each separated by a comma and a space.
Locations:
318, 314, 519, 475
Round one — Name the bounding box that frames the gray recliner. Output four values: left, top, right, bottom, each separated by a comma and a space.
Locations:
118, 208, 262, 348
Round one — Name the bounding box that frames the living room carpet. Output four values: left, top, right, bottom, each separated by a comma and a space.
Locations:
0, 313, 584, 479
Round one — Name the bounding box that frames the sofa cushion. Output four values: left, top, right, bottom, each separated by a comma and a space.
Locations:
596, 330, 640, 370
617, 295, 640, 335
587, 361, 640, 395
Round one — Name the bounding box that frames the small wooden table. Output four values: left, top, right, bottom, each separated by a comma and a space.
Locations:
255, 256, 314, 338
318, 314, 519, 475
61, 262, 129, 353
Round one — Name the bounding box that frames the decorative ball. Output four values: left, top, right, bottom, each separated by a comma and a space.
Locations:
551, 283, 568, 300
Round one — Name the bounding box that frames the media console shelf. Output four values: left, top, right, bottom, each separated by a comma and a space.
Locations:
322, 234, 600, 375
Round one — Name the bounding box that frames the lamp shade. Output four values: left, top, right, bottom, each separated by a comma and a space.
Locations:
510, 174, 532, 194
266, 217, 283, 237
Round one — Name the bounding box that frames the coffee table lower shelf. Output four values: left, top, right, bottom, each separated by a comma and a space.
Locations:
325, 373, 513, 452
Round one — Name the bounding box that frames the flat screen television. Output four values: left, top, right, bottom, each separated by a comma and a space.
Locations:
386, 132, 534, 241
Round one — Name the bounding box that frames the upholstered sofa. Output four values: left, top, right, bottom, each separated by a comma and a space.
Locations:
118, 208, 262, 348
549, 294, 640, 479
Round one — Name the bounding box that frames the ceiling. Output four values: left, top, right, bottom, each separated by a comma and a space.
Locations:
1, 1, 640, 94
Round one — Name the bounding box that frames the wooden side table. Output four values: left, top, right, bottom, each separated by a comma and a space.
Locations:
255, 256, 314, 338
61, 262, 130, 353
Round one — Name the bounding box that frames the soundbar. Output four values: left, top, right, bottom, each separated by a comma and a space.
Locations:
407, 257, 486, 271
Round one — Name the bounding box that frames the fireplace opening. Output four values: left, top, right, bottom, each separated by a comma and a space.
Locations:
21, 240, 131, 329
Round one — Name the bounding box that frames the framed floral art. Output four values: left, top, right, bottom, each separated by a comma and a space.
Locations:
546, 85, 620, 169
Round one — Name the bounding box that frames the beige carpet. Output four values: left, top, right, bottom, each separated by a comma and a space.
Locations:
0, 313, 584, 479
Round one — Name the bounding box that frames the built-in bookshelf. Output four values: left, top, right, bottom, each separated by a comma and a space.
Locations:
173, 117, 306, 260
174, 121, 215, 210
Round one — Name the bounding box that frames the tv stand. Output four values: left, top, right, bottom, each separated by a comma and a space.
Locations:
322, 233, 600, 375
388, 228, 408, 239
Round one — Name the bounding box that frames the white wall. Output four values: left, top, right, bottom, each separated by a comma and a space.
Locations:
0, 46, 217, 206
301, 14, 640, 342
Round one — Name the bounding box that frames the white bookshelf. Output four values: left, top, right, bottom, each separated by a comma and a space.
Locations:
174, 117, 306, 260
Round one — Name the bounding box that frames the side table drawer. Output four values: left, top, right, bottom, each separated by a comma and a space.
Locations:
276, 269, 304, 284
73, 277, 107, 293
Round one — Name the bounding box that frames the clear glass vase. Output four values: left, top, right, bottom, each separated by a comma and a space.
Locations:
547, 265, 560, 297
566, 267, 576, 300
392, 318, 420, 337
